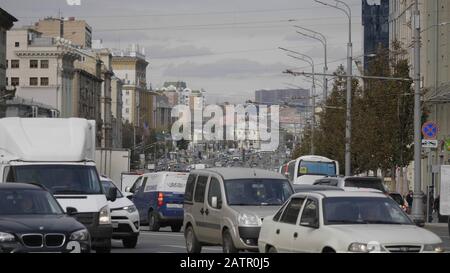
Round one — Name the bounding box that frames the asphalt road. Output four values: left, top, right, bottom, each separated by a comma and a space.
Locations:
111, 225, 450, 253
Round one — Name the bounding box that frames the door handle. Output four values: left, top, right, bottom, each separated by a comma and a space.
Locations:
205, 209, 209, 215
276, 229, 280, 235
293, 232, 298, 238
200, 208, 204, 215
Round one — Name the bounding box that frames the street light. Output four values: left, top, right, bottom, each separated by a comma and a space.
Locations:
279, 47, 316, 155
314, 0, 353, 176
294, 25, 328, 100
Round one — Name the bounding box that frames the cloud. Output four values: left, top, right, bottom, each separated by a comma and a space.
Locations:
147, 45, 213, 59
162, 59, 286, 78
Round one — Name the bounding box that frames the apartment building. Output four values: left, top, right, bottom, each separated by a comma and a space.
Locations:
34, 17, 92, 49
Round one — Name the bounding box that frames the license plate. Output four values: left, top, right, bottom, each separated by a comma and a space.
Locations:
166, 203, 183, 209
112, 222, 119, 228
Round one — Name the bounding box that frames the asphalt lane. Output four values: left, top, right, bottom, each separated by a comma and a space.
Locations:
111, 225, 450, 253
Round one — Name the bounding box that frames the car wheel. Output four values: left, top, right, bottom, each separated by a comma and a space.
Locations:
122, 235, 138, 248
95, 240, 111, 253
185, 225, 202, 253
171, 224, 182, 232
268, 246, 277, 253
148, 211, 160, 232
222, 230, 239, 253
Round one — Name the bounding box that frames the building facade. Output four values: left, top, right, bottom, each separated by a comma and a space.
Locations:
362, 0, 389, 71
0, 8, 17, 94
6, 28, 80, 117
34, 17, 92, 49
111, 76, 123, 148
0, 96, 59, 118
255, 88, 310, 110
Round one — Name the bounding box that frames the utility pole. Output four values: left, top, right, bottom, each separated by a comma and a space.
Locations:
411, 0, 425, 225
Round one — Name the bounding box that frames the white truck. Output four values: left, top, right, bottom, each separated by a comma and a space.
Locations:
95, 148, 130, 189
0, 117, 115, 253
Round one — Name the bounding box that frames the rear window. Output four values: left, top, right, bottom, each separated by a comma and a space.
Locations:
194, 176, 208, 203
344, 178, 386, 193
164, 173, 188, 193
184, 174, 197, 202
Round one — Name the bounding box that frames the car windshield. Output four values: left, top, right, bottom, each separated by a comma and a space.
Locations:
323, 197, 413, 225
0, 189, 64, 215
101, 180, 123, 198
11, 165, 103, 195
298, 161, 336, 177
224, 179, 293, 206
344, 179, 386, 192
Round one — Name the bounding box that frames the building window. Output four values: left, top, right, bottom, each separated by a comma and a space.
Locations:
30, 60, 38, 69
30, 77, 38, 86
40, 77, 49, 86
5, 77, 8, 86
15, 42, 19, 47
11, 60, 19, 69
40, 60, 49, 69
5, 60, 8, 69
11, 77, 19, 86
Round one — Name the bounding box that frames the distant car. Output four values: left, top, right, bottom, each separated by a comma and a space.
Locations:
101, 176, 140, 248
293, 184, 345, 193
0, 183, 91, 253
314, 176, 387, 194
389, 192, 409, 213
126, 172, 189, 232
258, 191, 444, 253
183, 168, 294, 253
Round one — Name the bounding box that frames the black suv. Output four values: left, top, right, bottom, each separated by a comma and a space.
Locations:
0, 183, 91, 253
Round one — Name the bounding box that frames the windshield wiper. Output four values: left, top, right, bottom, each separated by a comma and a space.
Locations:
364, 220, 405, 225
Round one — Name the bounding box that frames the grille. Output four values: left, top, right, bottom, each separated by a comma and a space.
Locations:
112, 216, 128, 220
45, 234, 65, 248
385, 245, 421, 253
74, 212, 96, 226
21, 234, 43, 248
115, 223, 133, 233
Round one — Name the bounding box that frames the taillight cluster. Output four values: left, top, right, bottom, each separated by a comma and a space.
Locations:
157, 192, 164, 207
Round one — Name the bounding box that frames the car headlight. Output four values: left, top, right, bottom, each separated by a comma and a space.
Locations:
348, 242, 369, 253
70, 229, 90, 241
99, 205, 111, 225
0, 232, 15, 243
238, 213, 261, 227
423, 243, 445, 253
122, 205, 137, 213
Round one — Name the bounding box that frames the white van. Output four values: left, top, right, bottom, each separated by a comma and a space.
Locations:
280, 155, 339, 185
0, 118, 114, 252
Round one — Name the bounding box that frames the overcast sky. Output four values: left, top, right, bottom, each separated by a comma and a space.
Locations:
3, 0, 363, 103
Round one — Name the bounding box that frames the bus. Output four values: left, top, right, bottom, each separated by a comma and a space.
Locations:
279, 155, 339, 185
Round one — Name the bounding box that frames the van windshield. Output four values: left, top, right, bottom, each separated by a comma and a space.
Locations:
298, 161, 336, 177
10, 165, 103, 195
224, 179, 293, 206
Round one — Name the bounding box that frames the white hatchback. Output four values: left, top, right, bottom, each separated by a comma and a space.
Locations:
258, 191, 444, 253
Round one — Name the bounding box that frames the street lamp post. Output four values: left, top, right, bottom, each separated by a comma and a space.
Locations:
314, 0, 352, 176
279, 47, 316, 155
294, 25, 328, 101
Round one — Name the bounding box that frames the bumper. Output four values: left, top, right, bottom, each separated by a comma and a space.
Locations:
0, 240, 91, 253
158, 212, 183, 226
111, 210, 140, 239
72, 212, 112, 247
234, 226, 261, 250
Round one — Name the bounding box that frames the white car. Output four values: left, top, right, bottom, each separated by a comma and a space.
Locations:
258, 191, 444, 253
101, 176, 140, 248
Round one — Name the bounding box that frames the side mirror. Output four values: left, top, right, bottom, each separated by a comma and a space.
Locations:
300, 220, 319, 229
107, 187, 118, 202
211, 196, 218, 209
125, 186, 131, 193
66, 207, 78, 216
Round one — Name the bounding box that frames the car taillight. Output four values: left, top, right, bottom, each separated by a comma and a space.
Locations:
157, 192, 164, 207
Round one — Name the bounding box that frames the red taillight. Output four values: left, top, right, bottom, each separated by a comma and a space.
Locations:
157, 192, 164, 207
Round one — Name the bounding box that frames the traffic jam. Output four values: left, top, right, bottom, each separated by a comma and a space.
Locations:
0, 117, 447, 253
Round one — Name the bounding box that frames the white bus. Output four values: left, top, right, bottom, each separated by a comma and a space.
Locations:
279, 155, 339, 185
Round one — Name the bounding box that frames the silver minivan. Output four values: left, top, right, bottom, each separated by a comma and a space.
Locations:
183, 168, 294, 253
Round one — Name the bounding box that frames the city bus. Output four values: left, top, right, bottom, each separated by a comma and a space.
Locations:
279, 155, 339, 185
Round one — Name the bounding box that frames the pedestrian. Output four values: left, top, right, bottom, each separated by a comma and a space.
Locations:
406, 190, 413, 208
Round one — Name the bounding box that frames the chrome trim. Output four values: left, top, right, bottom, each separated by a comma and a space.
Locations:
44, 233, 66, 248
21, 234, 43, 248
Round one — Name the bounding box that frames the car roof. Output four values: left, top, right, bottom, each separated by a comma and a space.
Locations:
291, 190, 387, 199
191, 167, 287, 180
293, 184, 344, 191
0, 183, 44, 190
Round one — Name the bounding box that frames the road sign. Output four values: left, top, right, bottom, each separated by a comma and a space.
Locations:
421, 121, 439, 139
422, 139, 438, 149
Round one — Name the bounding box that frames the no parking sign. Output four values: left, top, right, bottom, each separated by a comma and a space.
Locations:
422, 121, 439, 140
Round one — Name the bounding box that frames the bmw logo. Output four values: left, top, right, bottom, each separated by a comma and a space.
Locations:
39, 226, 44, 230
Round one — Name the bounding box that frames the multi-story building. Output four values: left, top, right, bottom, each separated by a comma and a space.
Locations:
6, 28, 80, 117
111, 76, 123, 148
255, 88, 309, 110
153, 93, 172, 131
34, 17, 92, 49
362, 0, 389, 71
112, 44, 152, 130
0, 8, 17, 94
389, 0, 450, 197
0, 96, 59, 118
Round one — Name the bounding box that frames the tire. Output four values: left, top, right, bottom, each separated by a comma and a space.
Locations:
222, 230, 239, 253
148, 211, 160, 232
268, 246, 277, 253
185, 225, 202, 253
171, 224, 182, 232
95, 239, 111, 253
322, 247, 336, 253
122, 236, 138, 248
